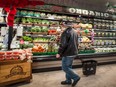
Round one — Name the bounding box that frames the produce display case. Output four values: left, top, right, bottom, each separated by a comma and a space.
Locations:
0, 5, 116, 72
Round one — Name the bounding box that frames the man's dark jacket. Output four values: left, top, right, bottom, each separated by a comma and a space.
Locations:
58, 27, 78, 57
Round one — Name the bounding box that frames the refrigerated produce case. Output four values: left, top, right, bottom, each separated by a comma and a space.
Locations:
0, 5, 116, 72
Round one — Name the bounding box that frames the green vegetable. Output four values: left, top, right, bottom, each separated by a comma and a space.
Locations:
22, 18, 27, 23
22, 36, 32, 41
31, 27, 36, 32
37, 20, 42, 24
21, 11, 27, 16
27, 11, 34, 16
36, 26, 41, 32
84, 29, 89, 34
14, 18, 20, 23
26, 18, 33, 23
42, 26, 48, 32
16, 10, 20, 16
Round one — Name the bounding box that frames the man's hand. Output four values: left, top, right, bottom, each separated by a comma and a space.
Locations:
56, 54, 60, 58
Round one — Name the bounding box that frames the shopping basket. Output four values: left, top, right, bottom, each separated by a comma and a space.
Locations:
82, 60, 97, 76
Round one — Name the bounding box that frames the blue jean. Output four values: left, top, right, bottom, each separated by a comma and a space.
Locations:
62, 56, 80, 83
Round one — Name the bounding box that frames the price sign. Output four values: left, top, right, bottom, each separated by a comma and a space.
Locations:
17, 26, 23, 36
1, 27, 8, 36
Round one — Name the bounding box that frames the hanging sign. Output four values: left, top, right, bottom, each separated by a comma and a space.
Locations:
68, 8, 110, 18
33, 5, 112, 19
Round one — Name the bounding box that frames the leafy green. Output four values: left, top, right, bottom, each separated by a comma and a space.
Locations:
22, 36, 32, 41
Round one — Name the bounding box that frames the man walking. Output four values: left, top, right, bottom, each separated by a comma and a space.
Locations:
56, 22, 80, 87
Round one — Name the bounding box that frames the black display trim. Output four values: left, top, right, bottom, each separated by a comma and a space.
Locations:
33, 52, 116, 62
94, 37, 116, 39
92, 45, 116, 47
0, 23, 7, 27
94, 29, 116, 32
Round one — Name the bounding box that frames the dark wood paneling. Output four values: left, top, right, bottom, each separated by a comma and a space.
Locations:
41, 0, 116, 12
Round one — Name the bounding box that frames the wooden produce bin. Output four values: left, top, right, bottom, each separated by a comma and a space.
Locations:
0, 59, 32, 86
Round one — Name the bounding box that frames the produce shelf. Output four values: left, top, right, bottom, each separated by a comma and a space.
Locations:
23, 32, 48, 35
94, 37, 116, 39
94, 29, 116, 32
92, 44, 116, 47
33, 52, 57, 56
33, 41, 57, 43
78, 50, 95, 54
16, 15, 79, 23
23, 32, 32, 34
22, 23, 58, 27
78, 36, 91, 38
79, 41, 91, 43
30, 35, 52, 38
23, 32, 59, 36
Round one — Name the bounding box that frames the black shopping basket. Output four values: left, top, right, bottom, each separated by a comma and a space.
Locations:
82, 60, 97, 76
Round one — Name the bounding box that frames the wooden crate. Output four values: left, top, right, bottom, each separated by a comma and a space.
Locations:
0, 59, 32, 86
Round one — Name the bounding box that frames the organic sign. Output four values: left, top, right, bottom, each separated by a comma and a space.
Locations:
67, 8, 110, 18
33, 5, 113, 19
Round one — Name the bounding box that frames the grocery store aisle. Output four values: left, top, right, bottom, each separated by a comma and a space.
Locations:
9, 64, 116, 87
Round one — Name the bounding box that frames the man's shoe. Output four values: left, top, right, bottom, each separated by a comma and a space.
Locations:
61, 81, 72, 85
72, 77, 80, 87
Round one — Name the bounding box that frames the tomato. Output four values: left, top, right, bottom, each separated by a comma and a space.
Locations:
0, 52, 5, 55
6, 51, 12, 55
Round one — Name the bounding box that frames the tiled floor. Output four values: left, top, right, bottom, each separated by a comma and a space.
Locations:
9, 64, 116, 87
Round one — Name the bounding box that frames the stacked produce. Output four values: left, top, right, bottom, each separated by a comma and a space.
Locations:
32, 44, 47, 53
78, 23, 95, 54
77, 23, 92, 36
14, 9, 116, 56
31, 26, 48, 33
32, 43, 58, 55
0, 49, 33, 62
17, 10, 79, 22
20, 43, 33, 49
80, 36, 91, 43
78, 42, 95, 54
95, 48, 116, 53
94, 19, 114, 29
33, 37, 49, 42
21, 18, 50, 24
79, 23, 93, 29
47, 43, 58, 53
22, 36, 32, 41
95, 32, 116, 37
48, 29, 57, 34
94, 40, 116, 46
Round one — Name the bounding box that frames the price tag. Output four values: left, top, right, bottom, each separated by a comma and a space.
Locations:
25, 34, 31, 36
17, 26, 23, 36
27, 25, 32, 27
1, 27, 8, 36
13, 25, 18, 29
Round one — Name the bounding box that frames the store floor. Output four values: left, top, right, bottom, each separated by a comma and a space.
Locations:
9, 64, 116, 87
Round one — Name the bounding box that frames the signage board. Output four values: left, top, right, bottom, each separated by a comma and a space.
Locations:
33, 5, 113, 19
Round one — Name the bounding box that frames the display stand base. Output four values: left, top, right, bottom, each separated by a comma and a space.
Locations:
0, 59, 32, 86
